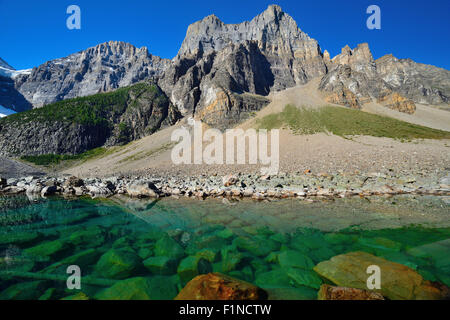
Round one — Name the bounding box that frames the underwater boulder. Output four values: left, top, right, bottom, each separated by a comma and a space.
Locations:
278, 250, 315, 270
177, 256, 212, 285
96, 277, 153, 300
143, 256, 177, 275
95, 248, 143, 280
314, 251, 450, 300
154, 235, 184, 260
318, 284, 384, 300
175, 272, 265, 300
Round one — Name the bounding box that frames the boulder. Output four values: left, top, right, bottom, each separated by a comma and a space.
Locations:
175, 273, 266, 300
278, 250, 315, 270
0, 281, 49, 300
0, 231, 42, 246
407, 239, 450, 269
286, 268, 323, 289
314, 251, 450, 300
95, 249, 143, 280
41, 185, 57, 197
254, 268, 291, 288
177, 256, 212, 284
68, 226, 105, 247
154, 235, 185, 260
96, 277, 153, 300
64, 176, 85, 187
265, 287, 317, 300
222, 174, 238, 187
126, 182, 160, 198
318, 284, 384, 300
143, 256, 177, 275
233, 236, 279, 257
25, 239, 71, 259
96, 276, 178, 300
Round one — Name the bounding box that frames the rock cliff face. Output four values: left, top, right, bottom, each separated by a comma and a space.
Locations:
375, 54, 450, 105
0, 82, 180, 156
159, 5, 326, 125
319, 43, 416, 113
13, 41, 170, 108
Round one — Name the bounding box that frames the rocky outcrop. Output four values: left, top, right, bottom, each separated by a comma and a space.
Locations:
158, 41, 272, 127
376, 54, 450, 105
319, 42, 449, 112
13, 41, 170, 109
175, 272, 266, 300
377, 92, 416, 114
0, 82, 181, 156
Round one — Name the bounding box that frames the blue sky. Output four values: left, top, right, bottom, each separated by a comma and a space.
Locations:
0, 0, 449, 70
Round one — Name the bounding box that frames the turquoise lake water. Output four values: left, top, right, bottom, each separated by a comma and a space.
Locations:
0, 194, 449, 300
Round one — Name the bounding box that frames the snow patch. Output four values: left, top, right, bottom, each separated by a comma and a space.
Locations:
0, 105, 17, 117
0, 66, 32, 79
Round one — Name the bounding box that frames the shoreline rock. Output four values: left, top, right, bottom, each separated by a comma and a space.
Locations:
1, 171, 449, 201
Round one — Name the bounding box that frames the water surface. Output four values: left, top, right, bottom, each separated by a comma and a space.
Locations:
0, 195, 449, 300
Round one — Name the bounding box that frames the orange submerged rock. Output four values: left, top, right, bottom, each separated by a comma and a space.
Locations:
175, 272, 267, 300
318, 284, 384, 300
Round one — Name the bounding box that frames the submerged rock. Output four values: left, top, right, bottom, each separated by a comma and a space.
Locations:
286, 268, 323, 289
154, 235, 185, 260
143, 256, 177, 275
177, 256, 212, 284
0, 280, 49, 300
318, 284, 384, 300
96, 277, 153, 300
175, 272, 266, 300
96, 276, 178, 300
95, 248, 143, 280
278, 250, 315, 270
314, 251, 450, 300
24, 239, 71, 260
0, 231, 42, 246
61, 292, 90, 300
265, 286, 317, 300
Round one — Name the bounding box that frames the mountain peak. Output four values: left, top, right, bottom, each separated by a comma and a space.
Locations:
263, 4, 283, 16
178, 4, 316, 57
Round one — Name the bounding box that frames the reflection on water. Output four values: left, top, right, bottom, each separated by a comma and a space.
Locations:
0, 195, 449, 300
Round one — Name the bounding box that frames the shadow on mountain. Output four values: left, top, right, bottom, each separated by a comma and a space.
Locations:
0, 76, 33, 112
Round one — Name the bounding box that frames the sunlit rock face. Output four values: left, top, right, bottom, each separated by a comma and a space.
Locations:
14, 41, 170, 108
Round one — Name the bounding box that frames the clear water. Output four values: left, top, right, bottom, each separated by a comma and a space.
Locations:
0, 194, 449, 300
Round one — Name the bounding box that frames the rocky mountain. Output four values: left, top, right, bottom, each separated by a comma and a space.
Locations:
318, 43, 449, 112
12, 41, 170, 109
0, 82, 180, 156
375, 54, 450, 105
158, 5, 326, 127
319, 43, 416, 113
1, 4, 449, 158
